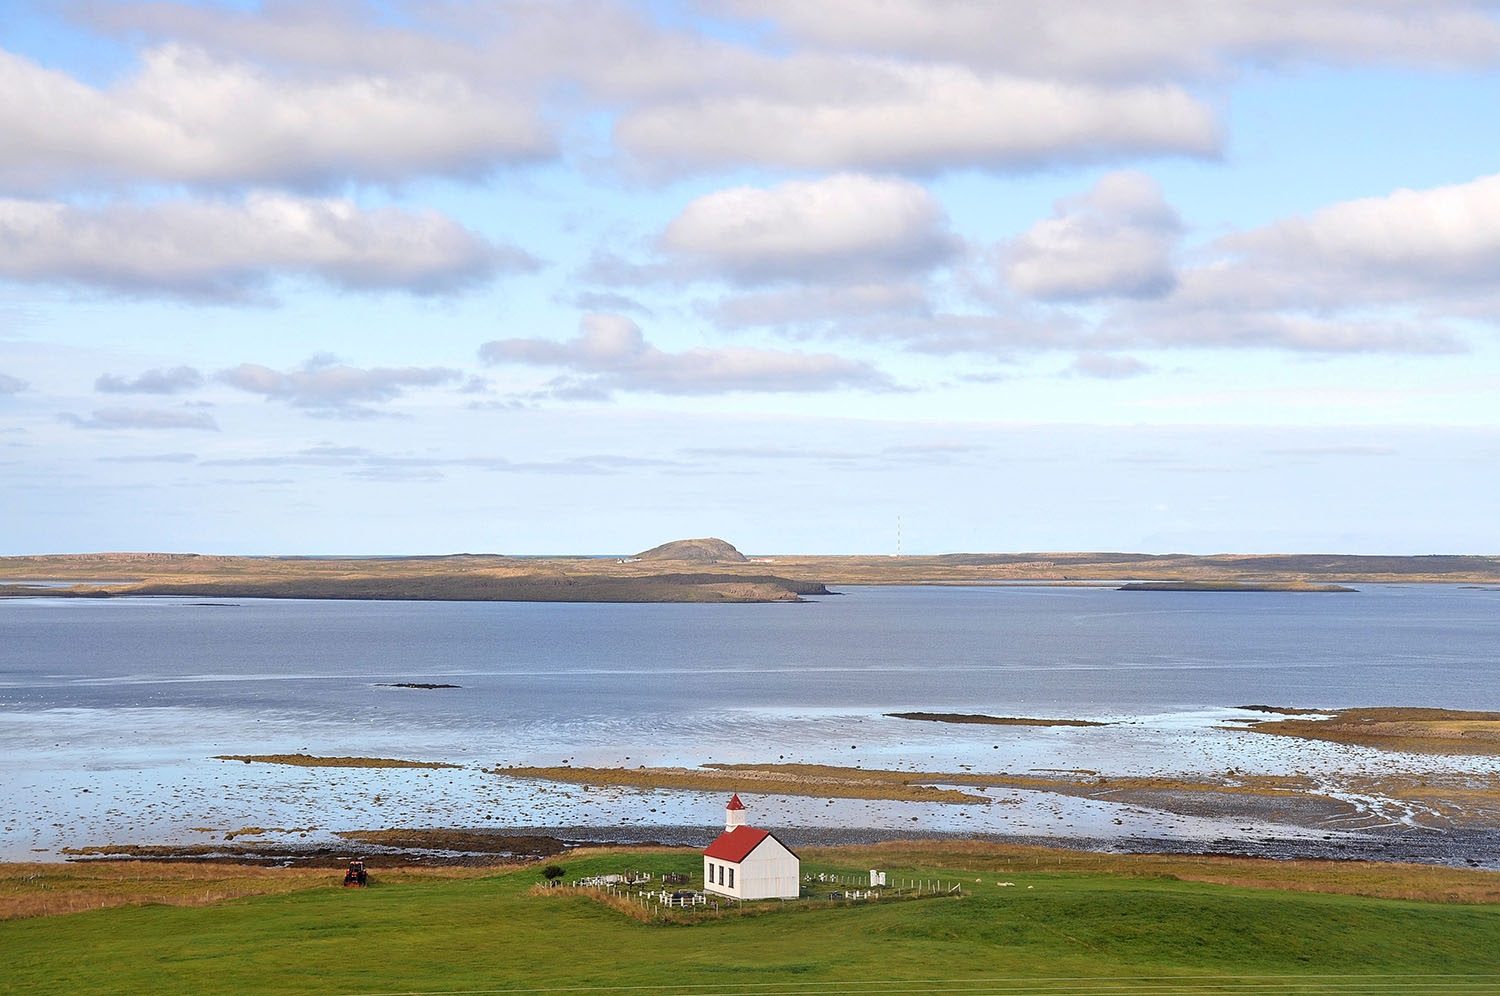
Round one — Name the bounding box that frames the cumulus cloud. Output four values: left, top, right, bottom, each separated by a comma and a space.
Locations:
1005, 172, 1180, 301
1217, 171, 1500, 299
78, 1, 761, 105
59, 407, 219, 430
582, 177, 952, 333
58, 0, 1500, 183
1075, 171, 1500, 356
0, 193, 524, 299
72, 5, 1218, 178
0, 45, 550, 193
618, 64, 1218, 173
220, 356, 462, 415
479, 313, 893, 396
662, 174, 958, 283
0, 372, 26, 394
731, 0, 1500, 80
95, 366, 204, 394
824, 170, 1492, 358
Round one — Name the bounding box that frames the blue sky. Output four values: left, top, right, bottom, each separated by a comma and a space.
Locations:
1, 1, 1498, 555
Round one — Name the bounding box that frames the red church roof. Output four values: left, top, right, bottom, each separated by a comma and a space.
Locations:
702, 826, 771, 863
725, 794, 746, 811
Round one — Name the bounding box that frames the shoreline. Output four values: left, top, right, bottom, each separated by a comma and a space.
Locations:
0, 573, 832, 604
24, 822, 1500, 872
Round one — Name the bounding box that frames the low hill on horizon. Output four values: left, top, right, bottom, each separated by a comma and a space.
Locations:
634, 537, 748, 563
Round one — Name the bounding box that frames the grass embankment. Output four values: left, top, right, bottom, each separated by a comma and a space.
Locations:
1242, 707, 1500, 755
811, 841, 1500, 904
3, 846, 1500, 994
213, 754, 460, 769
0, 862, 491, 921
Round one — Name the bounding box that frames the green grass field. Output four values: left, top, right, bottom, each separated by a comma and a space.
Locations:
3, 848, 1498, 995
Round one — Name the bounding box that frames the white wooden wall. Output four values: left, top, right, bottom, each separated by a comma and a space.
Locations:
703, 855, 739, 898
738, 837, 799, 899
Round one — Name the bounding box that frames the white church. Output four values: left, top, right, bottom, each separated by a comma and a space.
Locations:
702, 794, 800, 900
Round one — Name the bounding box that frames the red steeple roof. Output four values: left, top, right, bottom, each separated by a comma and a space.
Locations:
703, 825, 770, 862
726, 794, 746, 811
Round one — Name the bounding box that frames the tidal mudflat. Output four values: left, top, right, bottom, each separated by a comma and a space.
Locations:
4, 584, 1499, 867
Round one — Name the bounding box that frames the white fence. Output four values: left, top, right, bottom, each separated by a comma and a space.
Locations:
807, 871, 962, 900
544, 868, 962, 912
572, 872, 652, 888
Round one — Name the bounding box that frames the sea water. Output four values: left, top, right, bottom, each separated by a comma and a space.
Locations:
2, 584, 1497, 860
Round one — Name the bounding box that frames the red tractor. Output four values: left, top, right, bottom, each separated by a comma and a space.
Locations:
342, 859, 368, 888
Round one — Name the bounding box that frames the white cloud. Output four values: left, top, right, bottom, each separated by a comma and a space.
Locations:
1006, 171, 1180, 301
729, 0, 1500, 80
1220, 171, 1500, 297
69, 5, 1218, 179
220, 356, 462, 415
618, 63, 1218, 173
0, 193, 525, 299
838, 171, 1482, 357
96, 366, 204, 394
0, 45, 550, 193
662, 174, 957, 283
59, 0, 1500, 184
1075, 171, 1500, 356
78, 1, 761, 105
0, 372, 26, 394
479, 313, 893, 396
60, 407, 219, 430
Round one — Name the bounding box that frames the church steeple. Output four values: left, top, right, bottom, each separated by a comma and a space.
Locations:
724, 793, 747, 830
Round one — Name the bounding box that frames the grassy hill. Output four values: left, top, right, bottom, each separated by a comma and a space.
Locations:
4, 846, 1499, 994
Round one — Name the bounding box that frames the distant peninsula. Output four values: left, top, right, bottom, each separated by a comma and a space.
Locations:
2, 543, 1496, 604
0, 538, 833, 603
1117, 581, 1357, 593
